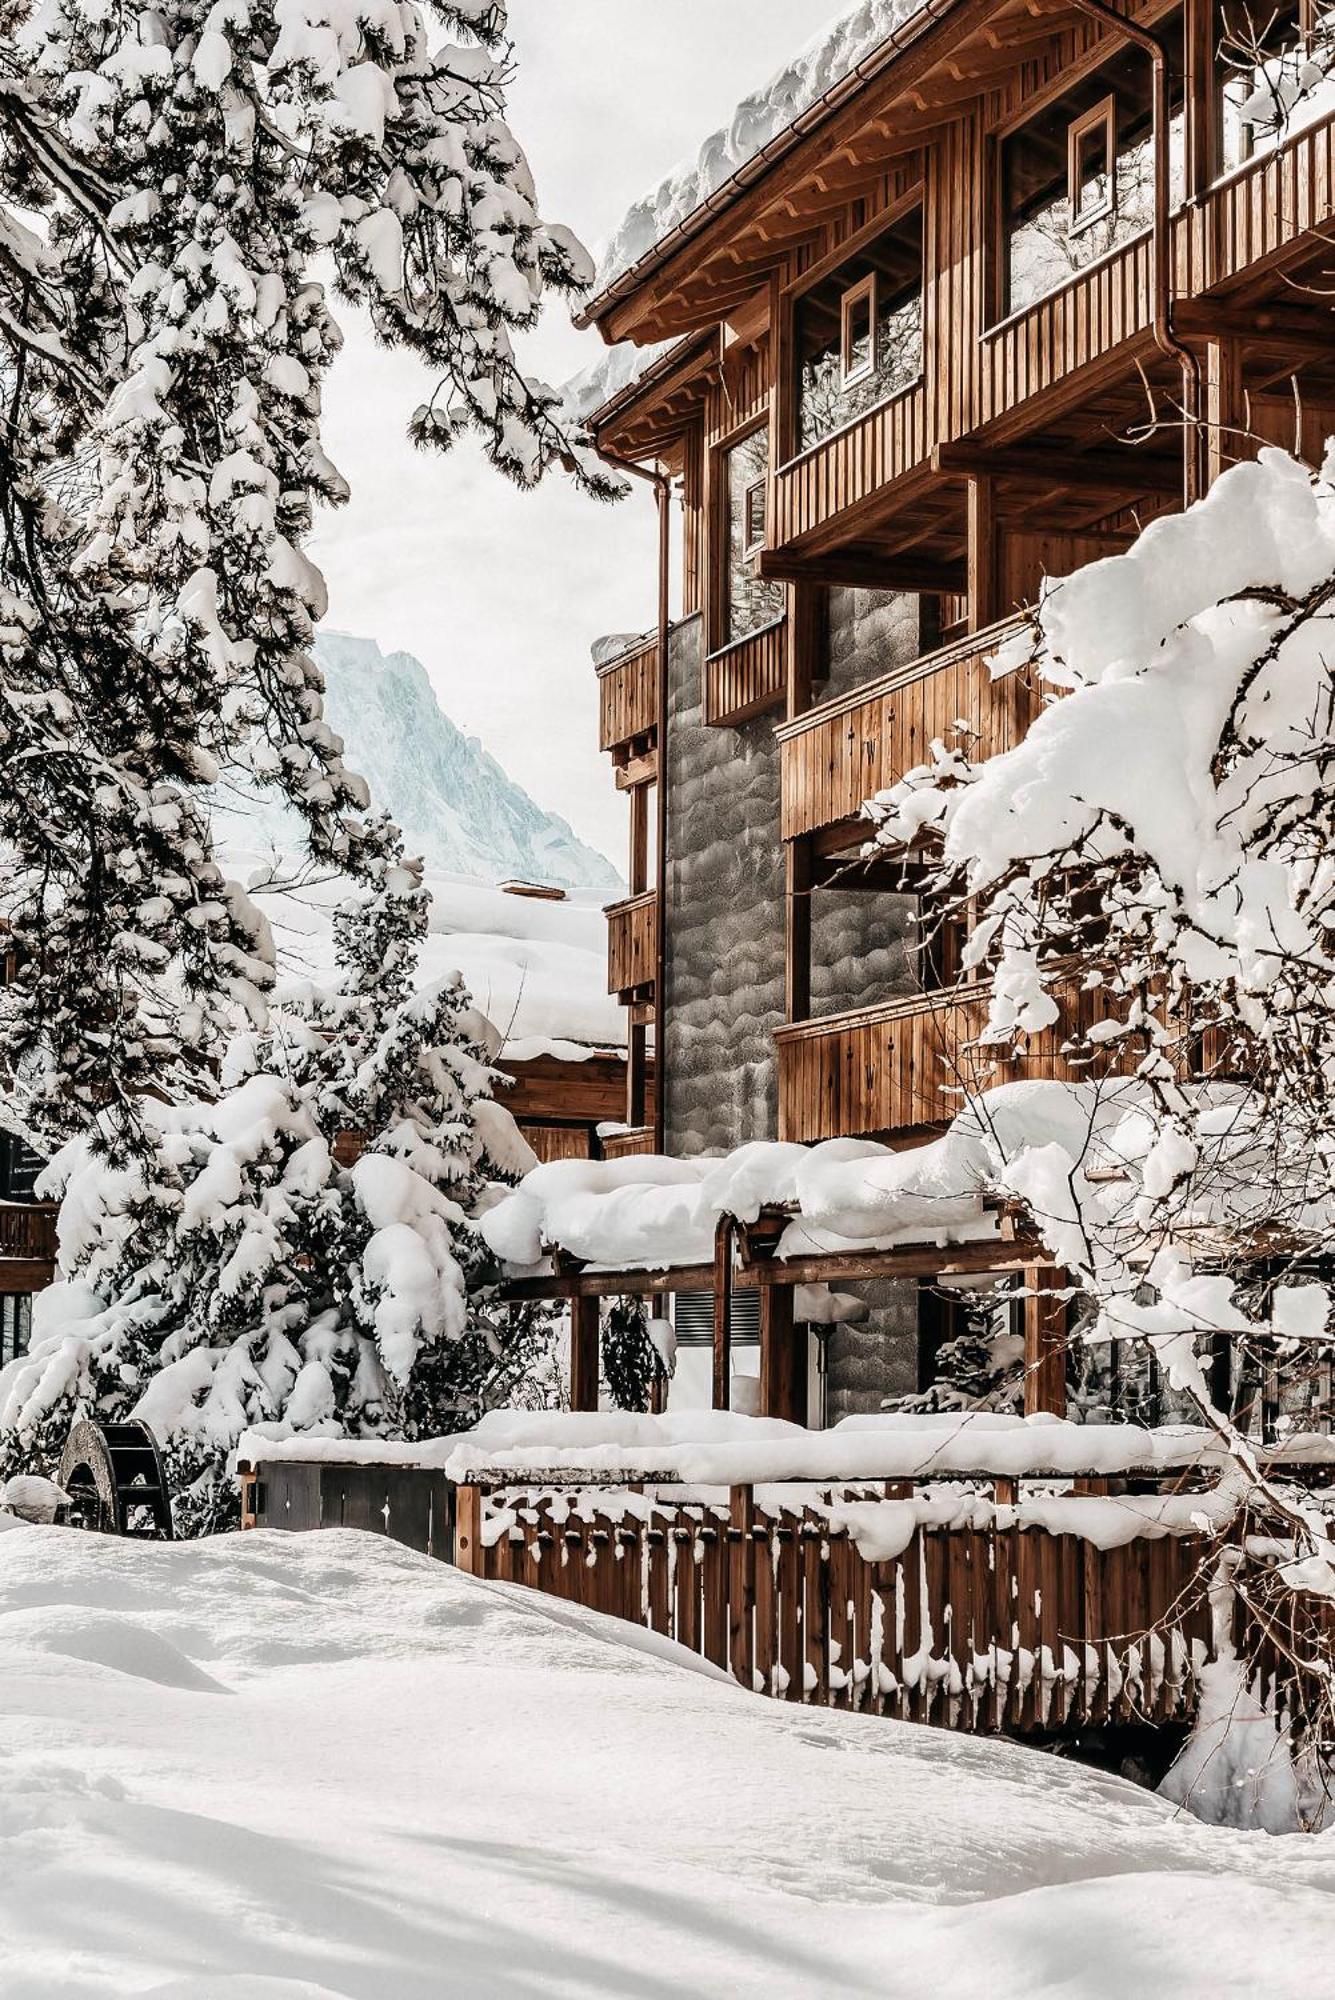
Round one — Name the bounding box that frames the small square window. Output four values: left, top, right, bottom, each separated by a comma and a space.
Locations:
1068, 95, 1117, 233
742, 476, 767, 558
839, 272, 877, 389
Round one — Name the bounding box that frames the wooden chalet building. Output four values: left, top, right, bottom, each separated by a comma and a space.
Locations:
562, 0, 1335, 1423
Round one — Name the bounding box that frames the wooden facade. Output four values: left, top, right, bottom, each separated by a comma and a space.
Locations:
584, 0, 1335, 1171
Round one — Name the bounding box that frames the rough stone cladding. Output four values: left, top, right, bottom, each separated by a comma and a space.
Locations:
662, 590, 928, 1410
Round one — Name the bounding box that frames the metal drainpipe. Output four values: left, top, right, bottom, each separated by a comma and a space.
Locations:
599, 449, 672, 1154
1067, 0, 1204, 504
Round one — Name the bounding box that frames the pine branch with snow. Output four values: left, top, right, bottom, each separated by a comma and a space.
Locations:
0, 0, 612, 1151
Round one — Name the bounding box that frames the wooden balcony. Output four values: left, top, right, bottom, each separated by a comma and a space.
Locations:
772, 379, 929, 555
767, 108, 1335, 563
703, 617, 786, 728
776, 614, 1034, 843
597, 636, 658, 763
606, 890, 657, 1002
0, 1202, 57, 1294
776, 984, 1151, 1143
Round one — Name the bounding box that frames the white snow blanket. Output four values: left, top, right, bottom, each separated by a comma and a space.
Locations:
0, 1526, 1332, 1991
237, 1405, 1335, 1486
594, 0, 926, 295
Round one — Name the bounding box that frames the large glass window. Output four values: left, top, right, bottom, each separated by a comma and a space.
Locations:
1216, 0, 1335, 173
794, 205, 924, 454
722, 429, 784, 645
1001, 21, 1186, 317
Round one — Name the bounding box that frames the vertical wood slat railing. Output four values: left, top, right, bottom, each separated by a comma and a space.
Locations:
770, 109, 1335, 558
455, 1480, 1226, 1732
772, 380, 929, 550
597, 638, 659, 758
605, 890, 657, 999
773, 981, 1155, 1143
704, 618, 787, 727
0, 1204, 57, 1262
776, 614, 1033, 841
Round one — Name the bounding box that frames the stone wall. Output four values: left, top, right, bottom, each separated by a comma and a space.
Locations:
660, 588, 934, 1416
662, 614, 784, 1157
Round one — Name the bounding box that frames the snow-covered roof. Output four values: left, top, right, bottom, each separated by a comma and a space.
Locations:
238, 859, 627, 1064
589, 0, 929, 307
237, 1406, 1335, 1487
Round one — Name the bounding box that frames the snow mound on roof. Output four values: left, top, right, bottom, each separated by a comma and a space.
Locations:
594, 0, 924, 295
0, 1524, 1330, 1989
563, 335, 678, 425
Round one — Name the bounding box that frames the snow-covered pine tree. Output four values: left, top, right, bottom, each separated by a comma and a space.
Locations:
0, 0, 614, 1149
601, 1296, 666, 1414
0, 841, 552, 1530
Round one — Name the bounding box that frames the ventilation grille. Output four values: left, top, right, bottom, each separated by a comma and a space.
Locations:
672, 1289, 761, 1348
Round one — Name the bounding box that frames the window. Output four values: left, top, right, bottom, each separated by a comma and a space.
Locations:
839, 273, 877, 388
741, 474, 767, 559
1215, 0, 1330, 174
721, 429, 784, 645
794, 203, 924, 452
1001, 16, 1186, 317
1068, 95, 1116, 230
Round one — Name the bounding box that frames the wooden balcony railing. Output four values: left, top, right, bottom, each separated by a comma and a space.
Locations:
775, 983, 1156, 1143
772, 379, 929, 553
0, 1203, 57, 1264
776, 613, 1034, 842
606, 890, 657, 1001
703, 617, 786, 728
767, 108, 1335, 560
600, 1126, 657, 1162
597, 637, 658, 760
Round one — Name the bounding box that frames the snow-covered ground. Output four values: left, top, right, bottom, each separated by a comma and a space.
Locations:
2, 1523, 1333, 1998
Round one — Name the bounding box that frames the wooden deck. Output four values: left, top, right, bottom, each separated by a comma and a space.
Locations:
777, 614, 1033, 841
606, 890, 657, 1001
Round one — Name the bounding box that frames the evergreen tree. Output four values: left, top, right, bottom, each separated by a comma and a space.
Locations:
601, 1296, 666, 1414
0, 0, 614, 1149
0, 848, 552, 1531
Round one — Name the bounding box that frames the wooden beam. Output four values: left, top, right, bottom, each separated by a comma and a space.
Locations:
760, 549, 966, 593
569, 1294, 600, 1413
966, 474, 998, 633
1023, 1265, 1068, 1417
1204, 335, 1248, 488
1173, 299, 1335, 354
760, 1284, 807, 1425
500, 1234, 1052, 1305
935, 441, 1182, 497
614, 750, 658, 791
713, 1218, 733, 1412
785, 836, 812, 1023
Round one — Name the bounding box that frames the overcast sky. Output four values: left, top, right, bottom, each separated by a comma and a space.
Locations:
309, 2, 830, 869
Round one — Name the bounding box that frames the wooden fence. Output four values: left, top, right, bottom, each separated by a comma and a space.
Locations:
244, 1459, 1332, 1734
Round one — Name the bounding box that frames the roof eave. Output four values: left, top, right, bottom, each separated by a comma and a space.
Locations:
574, 0, 956, 337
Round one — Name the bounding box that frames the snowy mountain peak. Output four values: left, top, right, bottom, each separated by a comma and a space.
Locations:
218, 632, 622, 893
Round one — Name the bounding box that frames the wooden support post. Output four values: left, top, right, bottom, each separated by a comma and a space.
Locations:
570, 1295, 600, 1413
454, 1483, 485, 1575
1023, 1266, 1068, 1417
785, 836, 812, 1025
628, 781, 650, 896
627, 1019, 647, 1129
966, 475, 999, 634
760, 1285, 807, 1425
1204, 337, 1247, 489
713, 1217, 734, 1411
